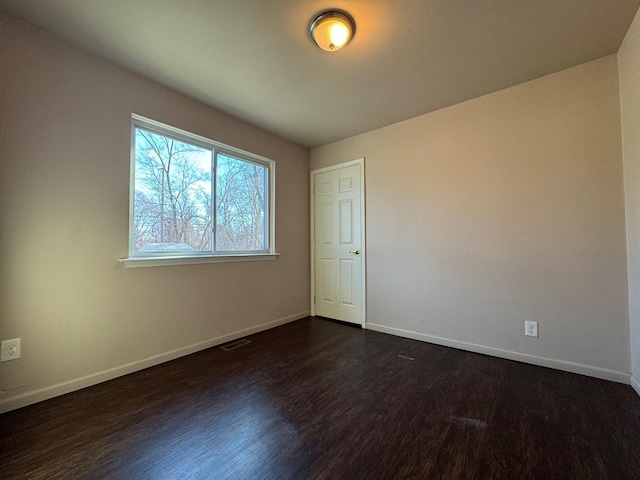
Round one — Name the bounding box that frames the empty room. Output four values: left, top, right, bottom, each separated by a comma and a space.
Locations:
1, 1, 640, 478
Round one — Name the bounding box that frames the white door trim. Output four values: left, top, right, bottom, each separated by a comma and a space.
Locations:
310, 158, 366, 327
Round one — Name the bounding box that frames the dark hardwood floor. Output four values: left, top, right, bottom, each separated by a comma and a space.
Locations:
1, 317, 639, 479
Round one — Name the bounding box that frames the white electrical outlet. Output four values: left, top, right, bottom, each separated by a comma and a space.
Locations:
1, 338, 21, 361
525, 321, 538, 338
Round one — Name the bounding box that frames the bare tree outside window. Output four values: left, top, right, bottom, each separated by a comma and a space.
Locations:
133, 128, 212, 252
216, 154, 267, 251
131, 122, 271, 257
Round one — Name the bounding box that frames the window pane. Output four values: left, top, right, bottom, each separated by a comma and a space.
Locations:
133, 128, 212, 253
215, 154, 267, 251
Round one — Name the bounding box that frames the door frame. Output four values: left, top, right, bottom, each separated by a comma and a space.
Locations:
310, 158, 366, 327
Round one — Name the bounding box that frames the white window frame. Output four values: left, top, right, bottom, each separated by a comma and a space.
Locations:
120, 114, 278, 268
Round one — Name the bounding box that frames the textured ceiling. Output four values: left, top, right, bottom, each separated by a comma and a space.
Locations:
1, 0, 639, 147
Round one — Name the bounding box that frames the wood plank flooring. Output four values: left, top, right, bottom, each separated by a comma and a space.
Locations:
1, 317, 639, 479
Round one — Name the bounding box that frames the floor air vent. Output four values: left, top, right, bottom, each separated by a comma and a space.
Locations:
220, 339, 252, 351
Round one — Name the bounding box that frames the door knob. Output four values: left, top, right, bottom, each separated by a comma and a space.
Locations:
349, 249, 360, 255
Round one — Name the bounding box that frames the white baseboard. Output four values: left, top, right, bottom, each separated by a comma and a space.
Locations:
366, 322, 630, 384
0, 311, 309, 414
631, 375, 640, 396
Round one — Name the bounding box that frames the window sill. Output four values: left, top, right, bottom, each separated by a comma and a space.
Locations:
119, 253, 280, 268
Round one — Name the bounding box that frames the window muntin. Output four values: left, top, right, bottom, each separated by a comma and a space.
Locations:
130, 115, 274, 259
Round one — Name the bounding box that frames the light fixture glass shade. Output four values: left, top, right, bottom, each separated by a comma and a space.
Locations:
310, 11, 355, 52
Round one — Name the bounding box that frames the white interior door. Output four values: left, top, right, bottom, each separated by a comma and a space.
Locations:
312, 161, 365, 326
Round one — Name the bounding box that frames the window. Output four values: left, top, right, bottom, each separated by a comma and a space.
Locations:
123, 115, 276, 267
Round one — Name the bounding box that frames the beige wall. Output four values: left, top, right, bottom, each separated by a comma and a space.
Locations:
311, 55, 630, 380
620, 8, 640, 393
0, 15, 310, 412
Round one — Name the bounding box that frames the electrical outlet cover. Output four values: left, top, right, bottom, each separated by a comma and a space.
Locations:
1, 338, 21, 361
524, 321, 538, 338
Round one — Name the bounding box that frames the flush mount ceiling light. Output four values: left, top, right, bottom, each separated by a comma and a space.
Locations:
309, 10, 355, 52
